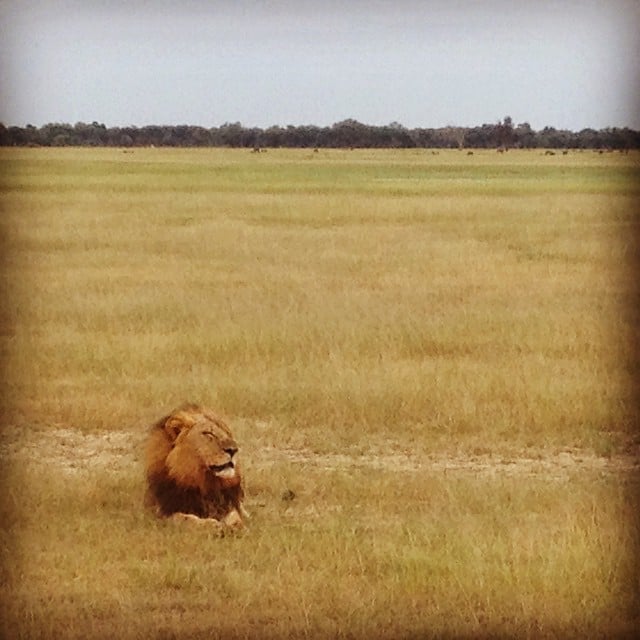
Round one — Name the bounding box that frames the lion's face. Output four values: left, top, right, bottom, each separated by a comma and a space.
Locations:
163, 407, 242, 491
174, 418, 239, 479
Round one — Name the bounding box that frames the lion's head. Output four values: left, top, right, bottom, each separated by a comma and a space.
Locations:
145, 404, 245, 525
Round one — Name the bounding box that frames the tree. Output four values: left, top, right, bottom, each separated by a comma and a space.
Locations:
73, 121, 106, 146
214, 122, 245, 147
496, 116, 514, 148
330, 119, 371, 148
464, 124, 502, 148
260, 125, 286, 147
514, 122, 535, 148
1, 119, 638, 149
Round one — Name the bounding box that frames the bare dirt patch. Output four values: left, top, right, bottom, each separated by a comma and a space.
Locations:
0, 427, 143, 476
258, 446, 639, 481
1, 427, 637, 481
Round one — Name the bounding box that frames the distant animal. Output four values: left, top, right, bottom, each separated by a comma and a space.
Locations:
144, 404, 246, 529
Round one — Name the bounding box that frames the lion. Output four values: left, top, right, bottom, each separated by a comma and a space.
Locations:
144, 404, 247, 529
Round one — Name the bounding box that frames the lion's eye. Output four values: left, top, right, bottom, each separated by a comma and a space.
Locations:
202, 431, 215, 439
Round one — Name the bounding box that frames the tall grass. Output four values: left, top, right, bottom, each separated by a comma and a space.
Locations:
0, 147, 638, 638
1, 148, 637, 453
1, 462, 638, 639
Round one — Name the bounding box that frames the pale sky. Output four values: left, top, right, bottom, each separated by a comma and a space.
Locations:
1, 0, 639, 131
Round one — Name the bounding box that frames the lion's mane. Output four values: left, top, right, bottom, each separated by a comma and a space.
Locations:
144, 403, 245, 525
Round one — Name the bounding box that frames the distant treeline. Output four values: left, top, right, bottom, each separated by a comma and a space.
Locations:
1, 117, 639, 150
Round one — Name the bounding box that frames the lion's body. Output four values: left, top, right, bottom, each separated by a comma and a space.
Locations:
145, 404, 245, 527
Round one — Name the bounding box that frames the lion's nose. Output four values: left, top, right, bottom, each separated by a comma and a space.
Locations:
224, 445, 238, 458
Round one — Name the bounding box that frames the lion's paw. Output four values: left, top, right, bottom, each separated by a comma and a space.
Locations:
170, 512, 223, 527
222, 509, 244, 528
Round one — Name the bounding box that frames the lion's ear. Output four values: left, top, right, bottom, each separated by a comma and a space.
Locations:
163, 413, 193, 442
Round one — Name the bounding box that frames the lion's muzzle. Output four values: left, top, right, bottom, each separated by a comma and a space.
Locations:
209, 461, 236, 478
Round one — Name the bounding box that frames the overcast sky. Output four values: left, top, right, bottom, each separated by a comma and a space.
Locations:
1, 0, 639, 131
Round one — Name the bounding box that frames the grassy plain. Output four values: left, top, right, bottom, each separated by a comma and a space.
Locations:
0, 147, 639, 638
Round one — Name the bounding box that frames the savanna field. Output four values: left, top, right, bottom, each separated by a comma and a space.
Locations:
0, 147, 639, 639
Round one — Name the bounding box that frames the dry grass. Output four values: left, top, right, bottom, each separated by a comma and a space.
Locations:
1, 441, 638, 639
0, 147, 639, 638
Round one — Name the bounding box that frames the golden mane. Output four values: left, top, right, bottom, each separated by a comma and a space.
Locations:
144, 404, 246, 528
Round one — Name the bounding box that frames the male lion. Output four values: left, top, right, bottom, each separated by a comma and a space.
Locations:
145, 404, 246, 528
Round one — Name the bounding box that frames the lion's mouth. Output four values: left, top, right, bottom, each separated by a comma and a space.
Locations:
209, 461, 235, 476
